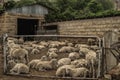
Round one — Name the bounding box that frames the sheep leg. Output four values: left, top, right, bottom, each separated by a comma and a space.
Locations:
10, 69, 14, 74
38, 66, 46, 71
10, 69, 19, 74
39, 68, 46, 72
92, 63, 95, 78
17, 68, 20, 74
34, 63, 39, 69
30, 65, 33, 69
25, 54, 29, 63
83, 72, 86, 78
89, 64, 92, 77
32, 64, 36, 69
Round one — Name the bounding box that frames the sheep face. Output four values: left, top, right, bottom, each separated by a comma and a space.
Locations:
50, 59, 58, 69
40, 56, 48, 61
48, 48, 58, 53
68, 52, 80, 61
48, 52, 58, 60
31, 48, 40, 54
7, 60, 16, 69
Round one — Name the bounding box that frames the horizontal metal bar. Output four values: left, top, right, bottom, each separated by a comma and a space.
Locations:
3, 35, 7, 74
6, 73, 99, 80
8, 34, 100, 39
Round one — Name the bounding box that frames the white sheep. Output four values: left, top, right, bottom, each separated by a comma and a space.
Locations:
87, 38, 95, 45
32, 44, 45, 50
85, 50, 97, 78
40, 55, 48, 61
28, 56, 48, 69
67, 43, 74, 47
59, 46, 75, 53
8, 45, 19, 57
58, 41, 67, 46
49, 43, 59, 48
56, 65, 75, 77
36, 59, 57, 71
37, 45, 45, 50
18, 37, 24, 44
23, 46, 33, 53
7, 60, 16, 70
28, 59, 40, 69
89, 45, 100, 51
7, 37, 18, 44
39, 41, 49, 47
71, 59, 88, 68
48, 40, 59, 44
75, 44, 81, 48
79, 47, 90, 54
9, 48, 29, 63
23, 41, 33, 46
47, 52, 58, 59
57, 58, 71, 67
79, 47, 90, 58
48, 48, 58, 53
66, 67, 89, 77
75, 44, 89, 48
7, 37, 17, 41
30, 48, 40, 54
10, 63, 29, 74
68, 52, 80, 61
8, 43, 21, 50
8, 43, 21, 55
7, 40, 15, 47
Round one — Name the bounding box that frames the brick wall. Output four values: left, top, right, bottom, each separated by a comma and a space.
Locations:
57, 16, 120, 37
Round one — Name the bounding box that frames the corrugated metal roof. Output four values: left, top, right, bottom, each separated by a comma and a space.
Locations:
7, 4, 49, 15
0, 3, 53, 15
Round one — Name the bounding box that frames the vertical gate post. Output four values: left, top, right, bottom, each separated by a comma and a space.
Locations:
3, 33, 8, 74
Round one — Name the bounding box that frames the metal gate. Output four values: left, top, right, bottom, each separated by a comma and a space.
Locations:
102, 30, 120, 73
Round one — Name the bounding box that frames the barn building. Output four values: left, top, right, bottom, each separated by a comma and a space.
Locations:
0, 4, 50, 36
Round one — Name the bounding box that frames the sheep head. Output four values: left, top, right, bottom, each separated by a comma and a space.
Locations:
50, 59, 58, 69
7, 60, 16, 69
40, 56, 48, 61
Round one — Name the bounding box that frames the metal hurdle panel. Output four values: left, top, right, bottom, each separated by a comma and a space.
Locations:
3, 34, 103, 80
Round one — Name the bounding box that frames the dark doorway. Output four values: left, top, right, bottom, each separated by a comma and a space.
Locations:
43, 25, 57, 30
17, 18, 39, 40
17, 18, 38, 35
43, 25, 58, 35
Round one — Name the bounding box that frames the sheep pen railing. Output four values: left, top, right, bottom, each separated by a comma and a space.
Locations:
3, 34, 103, 80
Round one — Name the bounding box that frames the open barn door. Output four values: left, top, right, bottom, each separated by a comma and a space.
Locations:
17, 18, 39, 40
17, 18, 38, 35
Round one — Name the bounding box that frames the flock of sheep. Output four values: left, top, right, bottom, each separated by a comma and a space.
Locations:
5, 37, 101, 78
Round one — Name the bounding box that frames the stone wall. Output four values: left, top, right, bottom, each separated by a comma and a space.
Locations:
1, 12, 120, 38
57, 16, 120, 37
0, 13, 19, 35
